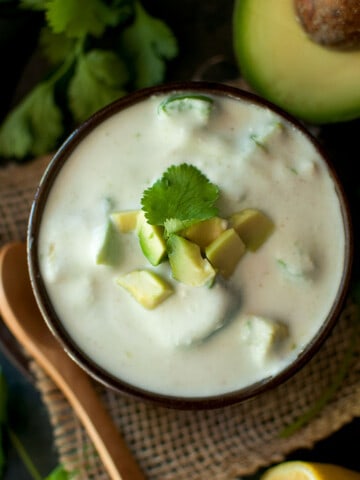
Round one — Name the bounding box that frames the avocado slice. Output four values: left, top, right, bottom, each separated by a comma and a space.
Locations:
180, 217, 228, 250
205, 228, 246, 278
230, 209, 274, 252
111, 210, 140, 233
167, 234, 216, 287
137, 213, 167, 266
233, 0, 360, 123
95, 219, 121, 266
117, 270, 174, 309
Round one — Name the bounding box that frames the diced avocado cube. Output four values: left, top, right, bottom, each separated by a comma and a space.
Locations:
110, 210, 140, 233
180, 217, 228, 250
230, 208, 274, 251
167, 234, 216, 287
137, 213, 167, 266
239, 315, 289, 364
205, 228, 246, 279
95, 220, 121, 266
117, 270, 173, 309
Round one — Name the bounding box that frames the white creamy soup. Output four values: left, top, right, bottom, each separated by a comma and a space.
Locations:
37, 92, 346, 397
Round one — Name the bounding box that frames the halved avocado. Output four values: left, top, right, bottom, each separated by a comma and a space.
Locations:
233, 0, 360, 123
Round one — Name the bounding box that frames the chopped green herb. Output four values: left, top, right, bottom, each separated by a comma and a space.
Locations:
250, 133, 268, 151
159, 94, 213, 115
141, 163, 219, 236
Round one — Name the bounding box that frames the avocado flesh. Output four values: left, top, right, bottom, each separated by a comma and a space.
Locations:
137, 216, 167, 266
233, 0, 360, 123
230, 209, 274, 252
205, 228, 246, 278
111, 210, 140, 232
167, 235, 216, 287
117, 270, 173, 309
180, 217, 227, 250
95, 220, 121, 266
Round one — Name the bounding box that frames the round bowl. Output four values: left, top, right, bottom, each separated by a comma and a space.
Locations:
27, 82, 353, 409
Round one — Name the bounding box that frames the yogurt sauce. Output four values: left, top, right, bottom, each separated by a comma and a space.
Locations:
38, 93, 346, 397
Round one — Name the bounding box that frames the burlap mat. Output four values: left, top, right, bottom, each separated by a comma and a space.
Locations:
1, 155, 359, 480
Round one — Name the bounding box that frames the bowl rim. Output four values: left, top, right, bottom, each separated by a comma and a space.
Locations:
27, 80, 354, 410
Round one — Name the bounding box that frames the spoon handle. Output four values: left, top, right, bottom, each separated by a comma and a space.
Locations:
45, 350, 146, 480
0, 242, 147, 480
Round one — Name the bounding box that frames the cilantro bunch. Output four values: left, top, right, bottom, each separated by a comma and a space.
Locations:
0, 0, 178, 161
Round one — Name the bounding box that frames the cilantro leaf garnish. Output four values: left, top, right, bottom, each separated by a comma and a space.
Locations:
141, 164, 219, 235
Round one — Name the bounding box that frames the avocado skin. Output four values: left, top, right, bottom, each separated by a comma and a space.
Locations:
233, 0, 360, 124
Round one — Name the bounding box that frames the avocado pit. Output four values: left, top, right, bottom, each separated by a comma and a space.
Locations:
294, 0, 360, 48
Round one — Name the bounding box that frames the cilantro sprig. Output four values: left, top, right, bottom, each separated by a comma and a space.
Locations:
141, 163, 220, 236
0, 0, 178, 161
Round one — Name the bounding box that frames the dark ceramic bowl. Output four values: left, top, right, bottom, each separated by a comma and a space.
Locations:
27, 81, 353, 409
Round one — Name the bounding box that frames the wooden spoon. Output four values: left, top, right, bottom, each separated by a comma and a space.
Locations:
0, 242, 147, 480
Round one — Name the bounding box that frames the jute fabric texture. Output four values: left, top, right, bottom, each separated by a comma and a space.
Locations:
1, 155, 359, 480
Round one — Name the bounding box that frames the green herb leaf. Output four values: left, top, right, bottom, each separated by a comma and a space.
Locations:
0, 83, 63, 159
1, 0, 178, 161
141, 164, 219, 235
45, 0, 121, 38
121, 2, 178, 88
68, 49, 129, 123
45, 465, 72, 479
39, 27, 77, 65
20, 0, 47, 10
